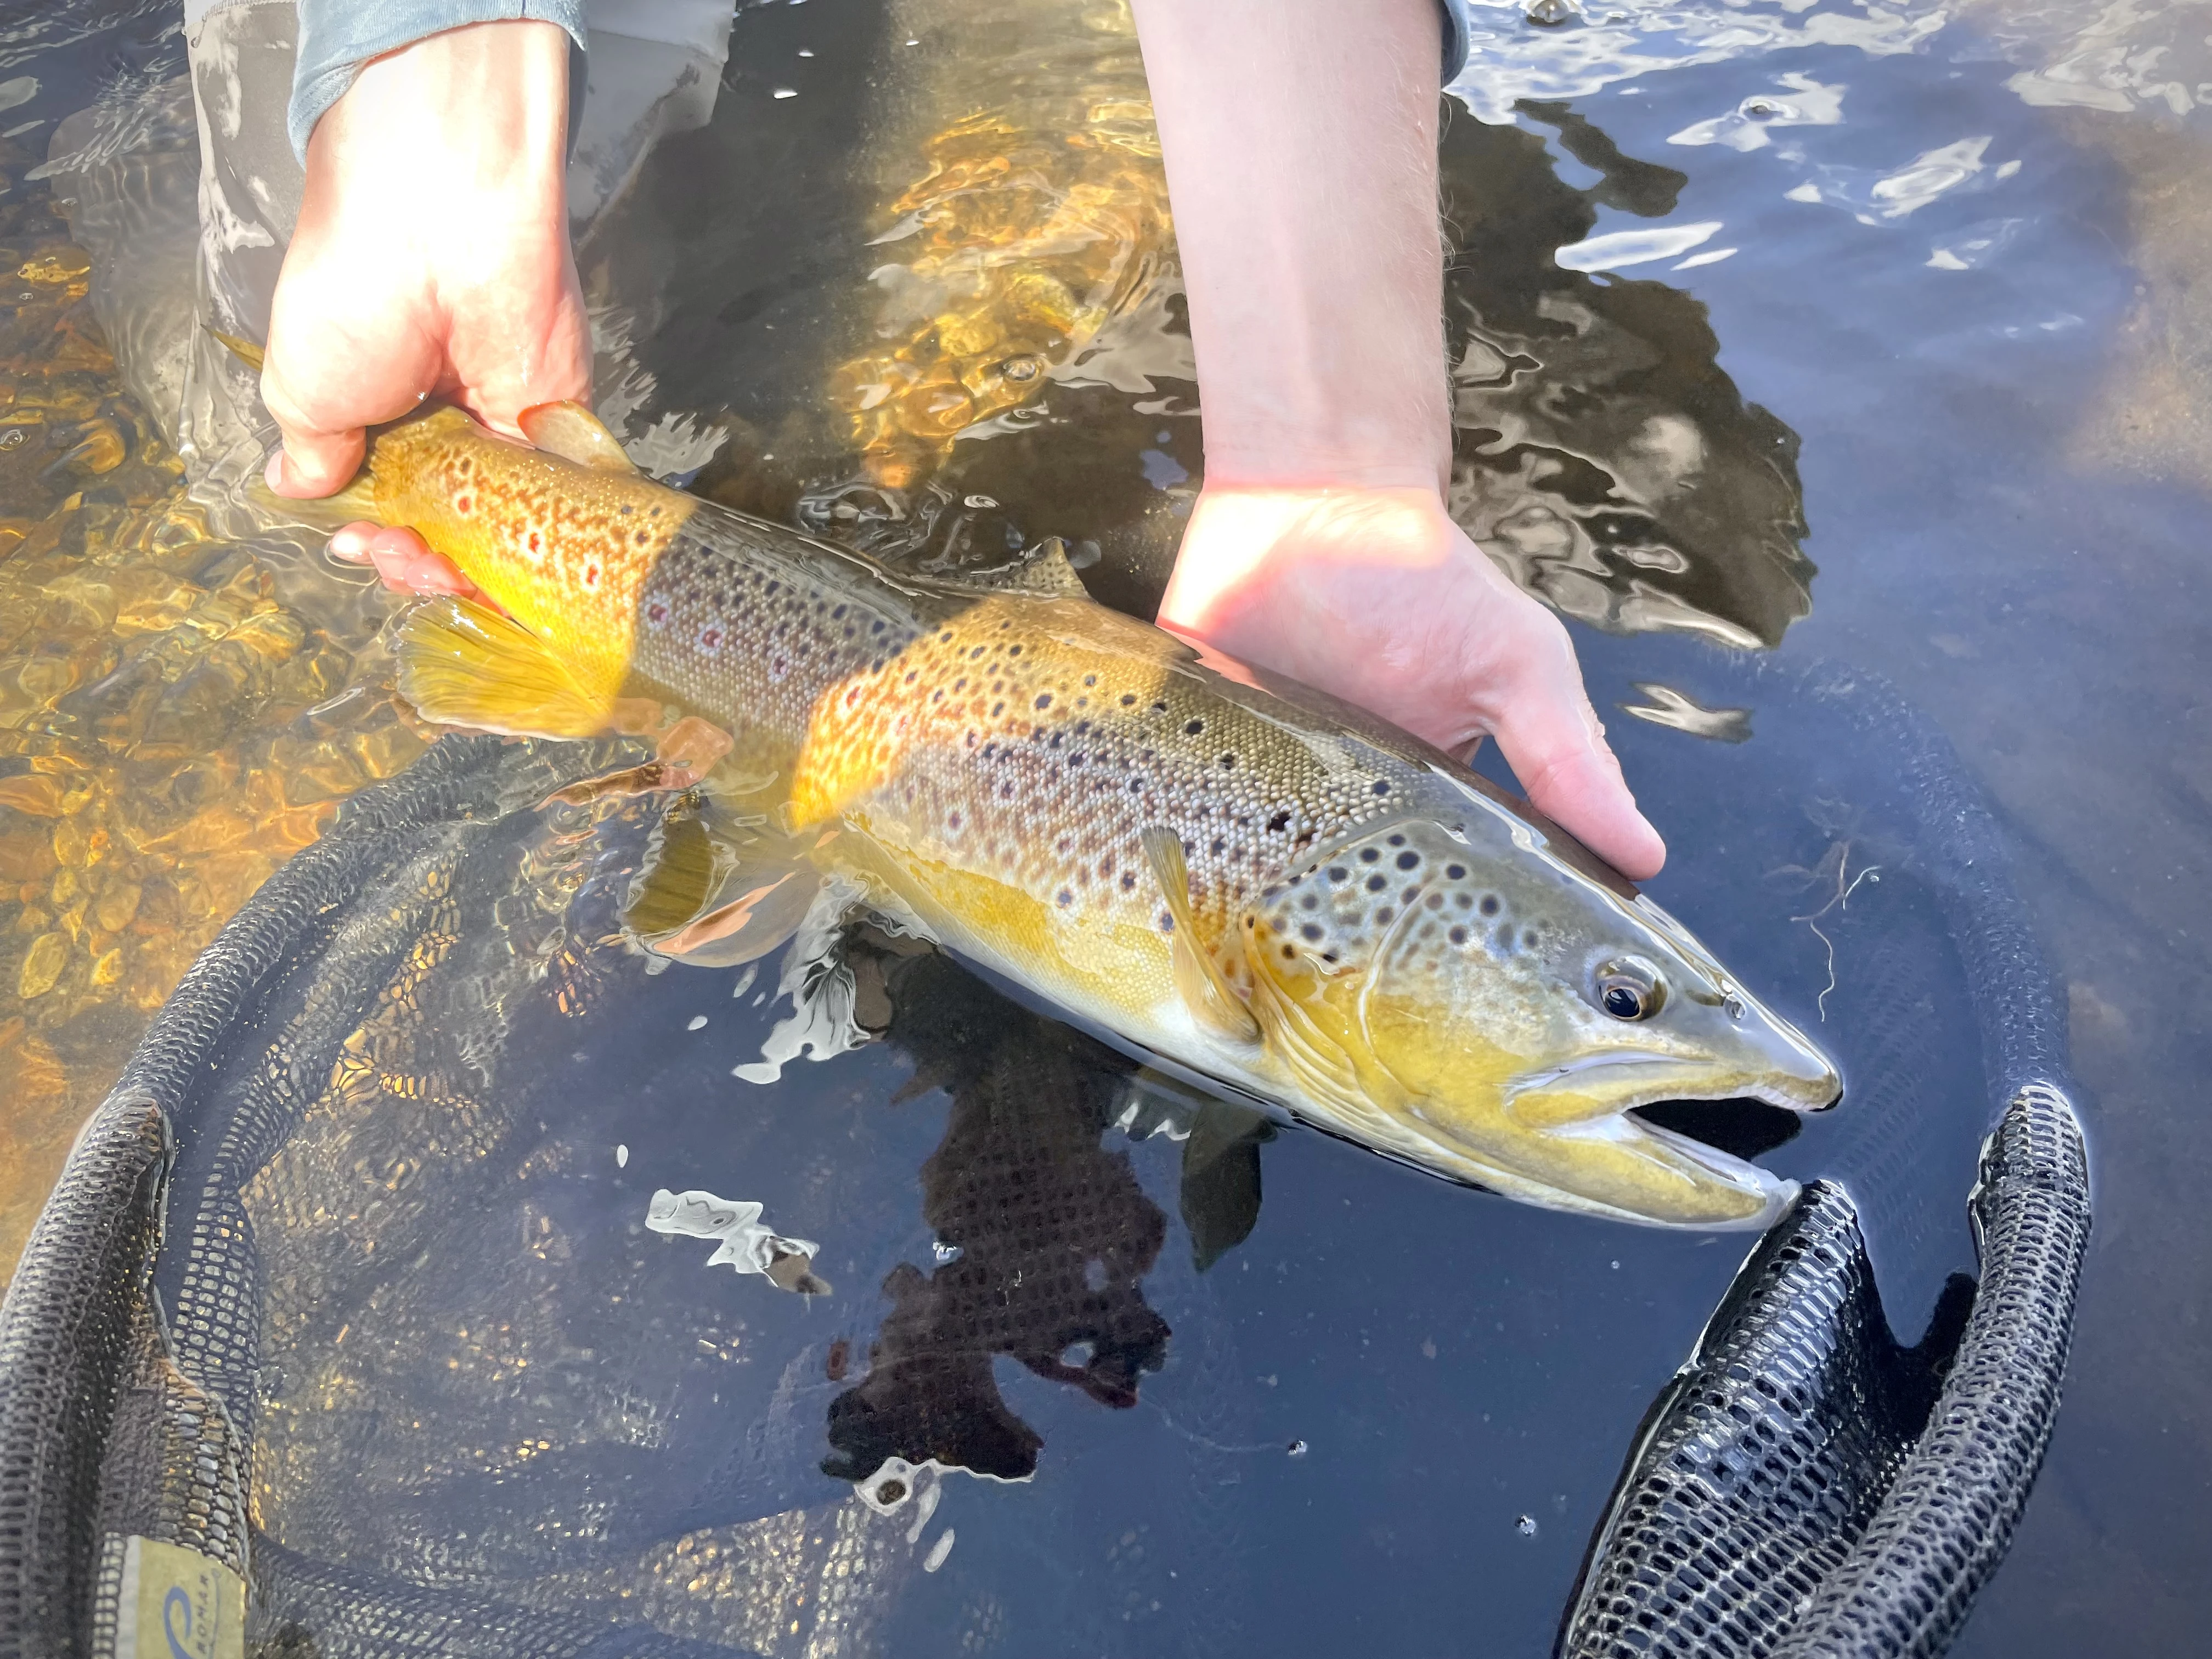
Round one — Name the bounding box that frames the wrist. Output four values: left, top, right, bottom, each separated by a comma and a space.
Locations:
307, 21, 571, 229
1163, 483, 1457, 626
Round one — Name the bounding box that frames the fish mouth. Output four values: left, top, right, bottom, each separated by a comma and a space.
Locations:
1431, 1052, 1841, 1231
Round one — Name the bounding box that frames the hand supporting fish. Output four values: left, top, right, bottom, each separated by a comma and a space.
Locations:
250, 373, 1839, 1229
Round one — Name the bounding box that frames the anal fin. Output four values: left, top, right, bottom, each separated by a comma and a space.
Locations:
518, 400, 640, 474
1141, 827, 1261, 1046
396, 596, 609, 738
626, 799, 827, 969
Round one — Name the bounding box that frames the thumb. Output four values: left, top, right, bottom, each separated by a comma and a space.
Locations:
262, 405, 366, 500
1479, 615, 1667, 882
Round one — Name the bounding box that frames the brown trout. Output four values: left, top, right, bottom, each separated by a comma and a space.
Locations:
269, 394, 1839, 1230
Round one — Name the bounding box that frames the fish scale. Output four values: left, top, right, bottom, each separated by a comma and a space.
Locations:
299, 396, 1841, 1229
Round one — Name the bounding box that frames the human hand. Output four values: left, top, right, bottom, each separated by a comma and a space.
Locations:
1157, 484, 1667, 879
259, 20, 587, 602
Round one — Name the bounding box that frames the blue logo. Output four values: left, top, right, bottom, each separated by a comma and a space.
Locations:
162, 1584, 196, 1659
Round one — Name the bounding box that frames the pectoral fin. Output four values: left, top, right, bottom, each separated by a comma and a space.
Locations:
394, 596, 610, 738
1141, 827, 1261, 1046
625, 800, 826, 968
1180, 1101, 1273, 1271
518, 400, 640, 474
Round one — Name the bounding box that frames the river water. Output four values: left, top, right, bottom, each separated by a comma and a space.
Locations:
0, 0, 2206, 1651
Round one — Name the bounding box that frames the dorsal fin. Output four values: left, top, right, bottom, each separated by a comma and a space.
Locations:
1002, 538, 1090, 597
517, 400, 640, 474
929, 538, 1092, 600
1141, 827, 1262, 1046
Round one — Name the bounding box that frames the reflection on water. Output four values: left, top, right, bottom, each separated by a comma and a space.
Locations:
825, 940, 1172, 1486
823, 8, 1172, 498
1439, 103, 1814, 647
0, 81, 426, 1276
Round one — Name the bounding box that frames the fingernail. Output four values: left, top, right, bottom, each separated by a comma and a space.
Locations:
263, 449, 283, 492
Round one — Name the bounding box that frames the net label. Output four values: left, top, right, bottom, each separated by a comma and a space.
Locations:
112, 1537, 244, 1659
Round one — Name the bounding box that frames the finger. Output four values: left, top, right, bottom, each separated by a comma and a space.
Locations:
329, 522, 481, 602
1478, 615, 1667, 881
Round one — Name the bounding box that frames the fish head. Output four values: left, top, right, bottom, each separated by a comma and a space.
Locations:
1236, 787, 1838, 1229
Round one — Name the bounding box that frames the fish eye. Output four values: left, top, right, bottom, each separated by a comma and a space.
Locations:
1595, 957, 1664, 1022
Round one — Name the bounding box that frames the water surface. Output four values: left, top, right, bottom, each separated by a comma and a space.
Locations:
1, 0, 2208, 1650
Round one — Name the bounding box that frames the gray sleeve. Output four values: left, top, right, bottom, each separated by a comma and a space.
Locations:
1440, 0, 1471, 82
290, 1, 590, 161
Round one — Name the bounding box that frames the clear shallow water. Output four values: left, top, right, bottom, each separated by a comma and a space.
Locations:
1, 0, 2209, 1651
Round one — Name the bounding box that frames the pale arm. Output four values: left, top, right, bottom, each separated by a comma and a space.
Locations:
1130, 0, 1666, 877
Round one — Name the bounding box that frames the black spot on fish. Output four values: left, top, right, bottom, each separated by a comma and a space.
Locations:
1366, 875, 1387, 893
1210, 838, 1226, 855
1281, 944, 1296, 960
1523, 929, 1538, 948
1057, 889, 1074, 909
1121, 693, 1137, 707
1083, 674, 1097, 686
1388, 833, 1407, 847
1359, 848, 1380, 864
1373, 781, 1391, 797
1449, 926, 1468, 945
1397, 851, 1420, 870
1300, 894, 1318, 911
1328, 866, 1348, 883
1036, 693, 1053, 709
1446, 864, 1465, 880
1186, 719, 1205, 736
1122, 872, 1137, 890
1008, 645, 1023, 656
1268, 811, 1291, 833
1301, 923, 1324, 942
1375, 909, 1394, 924
1219, 754, 1237, 770
1480, 895, 1501, 917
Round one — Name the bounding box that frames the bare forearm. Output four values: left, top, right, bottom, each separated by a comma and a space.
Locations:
1130, 0, 1450, 492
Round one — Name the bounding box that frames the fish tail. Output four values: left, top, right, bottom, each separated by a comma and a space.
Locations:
394, 595, 611, 739
207, 327, 266, 374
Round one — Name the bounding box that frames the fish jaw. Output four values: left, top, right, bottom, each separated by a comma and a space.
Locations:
1367, 987, 1835, 1230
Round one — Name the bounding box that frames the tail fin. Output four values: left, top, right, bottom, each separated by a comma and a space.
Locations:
208, 328, 266, 374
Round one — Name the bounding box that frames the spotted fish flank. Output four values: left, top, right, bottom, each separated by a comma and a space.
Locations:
263, 392, 1841, 1231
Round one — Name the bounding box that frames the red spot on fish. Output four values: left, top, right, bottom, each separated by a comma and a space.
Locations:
582, 558, 602, 591
826, 1338, 850, 1381
455, 494, 473, 515
698, 622, 725, 656
645, 601, 670, 631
